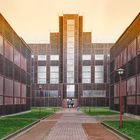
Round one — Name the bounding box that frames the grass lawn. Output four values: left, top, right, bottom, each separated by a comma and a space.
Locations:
0, 107, 58, 139
6, 107, 56, 119
82, 107, 119, 116
104, 120, 140, 140
0, 119, 34, 139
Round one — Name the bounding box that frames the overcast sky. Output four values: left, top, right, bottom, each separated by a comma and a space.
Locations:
0, 0, 140, 43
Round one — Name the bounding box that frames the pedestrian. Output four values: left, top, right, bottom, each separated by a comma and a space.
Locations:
77, 106, 80, 112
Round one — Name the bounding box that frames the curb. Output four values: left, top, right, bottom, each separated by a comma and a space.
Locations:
1, 113, 55, 140
101, 122, 134, 140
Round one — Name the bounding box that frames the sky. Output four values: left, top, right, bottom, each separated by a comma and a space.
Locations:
0, 0, 140, 43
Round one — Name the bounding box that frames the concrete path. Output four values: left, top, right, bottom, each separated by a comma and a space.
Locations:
11, 108, 123, 140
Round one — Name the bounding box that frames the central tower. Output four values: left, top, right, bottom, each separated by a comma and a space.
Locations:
59, 14, 83, 104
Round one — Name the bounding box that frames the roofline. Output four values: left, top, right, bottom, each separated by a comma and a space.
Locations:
114, 12, 140, 46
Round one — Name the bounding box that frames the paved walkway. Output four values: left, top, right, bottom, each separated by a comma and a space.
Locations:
46, 109, 97, 140
11, 108, 123, 140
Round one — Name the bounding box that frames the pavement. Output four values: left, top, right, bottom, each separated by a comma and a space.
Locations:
10, 108, 124, 140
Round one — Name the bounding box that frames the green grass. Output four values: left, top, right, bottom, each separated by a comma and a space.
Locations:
0, 107, 58, 139
0, 119, 34, 139
104, 120, 140, 140
6, 107, 56, 119
82, 107, 119, 116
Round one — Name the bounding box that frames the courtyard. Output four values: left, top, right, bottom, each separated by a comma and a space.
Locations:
0, 107, 139, 140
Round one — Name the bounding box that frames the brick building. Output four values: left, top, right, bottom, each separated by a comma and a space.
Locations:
30, 14, 112, 107
0, 14, 31, 115
110, 13, 140, 115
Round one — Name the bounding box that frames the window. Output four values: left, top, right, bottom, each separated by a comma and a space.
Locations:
137, 75, 140, 95
14, 81, 20, 104
67, 19, 75, 84
95, 65, 104, 83
14, 48, 20, 67
38, 66, 46, 84
4, 78, 13, 105
38, 55, 46, 61
0, 76, 3, 95
127, 77, 136, 95
21, 54, 27, 71
50, 66, 59, 84
82, 66, 91, 83
21, 84, 26, 104
0, 35, 3, 55
128, 39, 136, 61
50, 55, 59, 61
0, 76, 3, 105
95, 54, 104, 60
4, 40, 13, 62
67, 85, 75, 97
82, 55, 91, 60
83, 90, 106, 97
31, 55, 34, 58
49, 90, 58, 97
114, 84, 119, 97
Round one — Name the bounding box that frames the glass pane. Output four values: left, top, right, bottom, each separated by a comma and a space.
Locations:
83, 66, 91, 72
38, 66, 46, 73
95, 54, 104, 60
82, 78, 91, 83
51, 73, 59, 78
67, 72, 74, 78
49, 90, 58, 97
82, 55, 91, 60
95, 66, 104, 71
67, 59, 74, 65
21, 84, 26, 97
50, 55, 59, 61
5, 78, 13, 96
127, 77, 136, 95
0, 76, 3, 95
67, 85, 75, 97
82, 72, 91, 78
0, 96, 3, 105
38, 55, 46, 61
14, 49, 20, 67
67, 78, 74, 83
67, 66, 74, 71
50, 78, 59, 84
21, 55, 27, 71
38, 78, 46, 84
50, 66, 59, 72
38, 73, 46, 78
4, 40, 13, 62
83, 90, 106, 97
14, 81, 20, 97
67, 54, 74, 60
95, 78, 104, 83
67, 48, 74, 53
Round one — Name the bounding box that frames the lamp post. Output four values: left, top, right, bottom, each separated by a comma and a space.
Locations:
39, 85, 42, 118
117, 68, 124, 128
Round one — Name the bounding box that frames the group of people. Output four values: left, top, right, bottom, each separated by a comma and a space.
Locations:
67, 99, 80, 112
